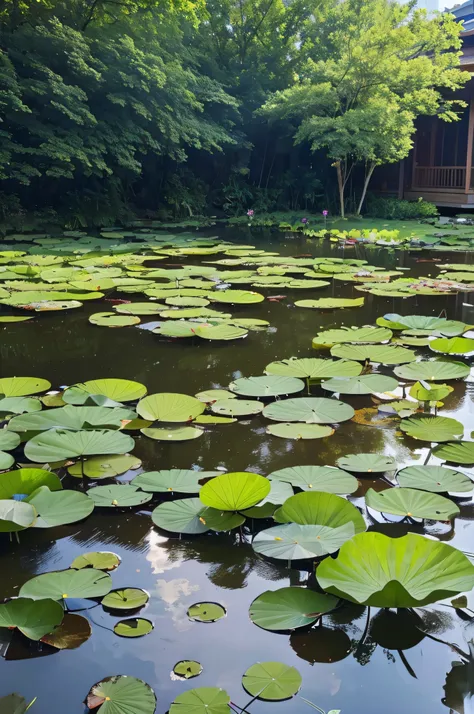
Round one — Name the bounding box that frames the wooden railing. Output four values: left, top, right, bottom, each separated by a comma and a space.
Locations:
413, 166, 467, 190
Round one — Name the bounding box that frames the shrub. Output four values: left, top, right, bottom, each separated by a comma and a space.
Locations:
366, 196, 438, 220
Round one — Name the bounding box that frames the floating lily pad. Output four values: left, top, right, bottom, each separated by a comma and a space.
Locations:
365, 487, 459, 520
263, 397, 354, 424
409, 381, 453, 402
295, 297, 364, 309
399, 415, 463, 442
194, 414, 236, 424
336, 453, 397, 473
151, 498, 209, 534
0, 430, 20, 450
210, 399, 263, 417
0, 316, 33, 323
115, 302, 163, 315
26, 487, 94, 527
71, 551, 121, 571
7, 405, 135, 433
0, 597, 64, 640
87, 485, 152, 508
228, 376, 304, 398
131, 469, 218, 493
379, 314, 468, 336
274, 491, 366, 533
266, 423, 335, 439
208, 289, 264, 304
394, 360, 470, 381
0, 500, 36, 532
242, 662, 302, 701
89, 312, 140, 327
429, 336, 474, 356
316, 532, 474, 607
200, 472, 270, 511
0, 452, 15, 470
153, 321, 200, 338
321, 374, 398, 395
433, 441, 474, 464
0, 694, 36, 713
64, 378, 147, 404
0, 397, 42, 415
249, 587, 337, 631
268, 465, 358, 494
172, 661, 203, 680
68, 454, 141, 479
165, 296, 210, 307
113, 618, 153, 638
0, 377, 51, 398
169, 687, 230, 714
140, 426, 203, 441
41, 612, 91, 650
187, 602, 226, 622
20, 568, 112, 601
312, 326, 392, 348
0, 468, 62, 499
86, 676, 156, 714
193, 324, 248, 341
195, 389, 236, 403
330, 344, 416, 365
265, 357, 362, 379
252, 522, 355, 559
241, 480, 293, 518
137, 392, 204, 422
102, 588, 149, 611
397, 465, 474, 493
24, 429, 135, 463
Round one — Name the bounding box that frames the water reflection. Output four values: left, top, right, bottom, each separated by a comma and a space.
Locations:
442, 646, 474, 714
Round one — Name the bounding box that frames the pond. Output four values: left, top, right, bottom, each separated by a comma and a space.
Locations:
0, 226, 473, 714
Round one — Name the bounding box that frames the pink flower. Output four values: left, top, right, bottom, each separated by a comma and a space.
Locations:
247, 209, 254, 217
322, 210, 328, 217
301, 217, 308, 224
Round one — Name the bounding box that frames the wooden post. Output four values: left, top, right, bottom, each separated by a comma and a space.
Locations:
465, 97, 474, 194
411, 135, 417, 188
398, 160, 405, 199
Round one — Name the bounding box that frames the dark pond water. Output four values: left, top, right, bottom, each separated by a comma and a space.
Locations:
1, 227, 474, 714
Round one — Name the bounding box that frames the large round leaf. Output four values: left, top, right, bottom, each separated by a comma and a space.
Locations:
429, 337, 474, 356
200, 472, 270, 511
321, 374, 398, 395
228, 376, 304, 398
0, 451, 15, 470
24, 429, 135, 462
68, 454, 141, 479
0, 396, 42, 415
26, 487, 94, 527
19, 568, 112, 600
41, 612, 91, 650
0, 500, 36, 532
252, 522, 355, 559
265, 357, 362, 379
140, 426, 203, 441
336, 453, 396, 473
397, 465, 474, 493
89, 312, 140, 327
0, 597, 64, 640
86, 676, 156, 714
71, 551, 121, 571
137, 393, 204, 422
0, 468, 62, 499
273, 491, 366, 533
249, 587, 337, 631
102, 588, 149, 610
295, 297, 364, 309
113, 618, 153, 638
263, 397, 354, 424
151, 498, 209, 534
316, 532, 474, 607
87, 485, 152, 508
0, 431, 20, 450
208, 289, 264, 304
7, 406, 135, 433
64, 378, 146, 404
210, 399, 263, 417
0, 377, 51, 397
268, 465, 358, 494
394, 360, 470, 381
115, 302, 163, 315
131, 469, 218, 493
312, 326, 392, 348
266, 423, 334, 440
433, 441, 474, 464
242, 662, 302, 701
365, 487, 459, 520
169, 687, 230, 714
330, 344, 416, 365
378, 314, 468, 336
399, 415, 463, 442
194, 324, 248, 341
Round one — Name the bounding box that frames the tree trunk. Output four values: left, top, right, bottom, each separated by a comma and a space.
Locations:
335, 161, 345, 218
356, 162, 376, 215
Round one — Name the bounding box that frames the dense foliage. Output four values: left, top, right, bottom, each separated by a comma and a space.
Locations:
0, 0, 468, 226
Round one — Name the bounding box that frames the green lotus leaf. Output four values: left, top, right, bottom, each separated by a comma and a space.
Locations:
131, 469, 219, 493
241, 480, 293, 518
266, 423, 334, 439
0, 315, 33, 323
172, 661, 203, 680
0, 451, 15, 470
87, 484, 152, 508
165, 296, 210, 307
137, 392, 204, 422
68, 454, 141, 479
0, 500, 37, 532
229, 375, 304, 398
0, 597, 64, 640
316, 532, 474, 607
71, 551, 121, 571
0, 430, 20, 450
379, 314, 468, 336
394, 335, 433, 347
429, 336, 474, 356
263, 397, 354, 424
399, 415, 463, 442
397, 465, 474, 493
409, 381, 453, 402
169, 687, 230, 714
208, 289, 264, 304
26, 487, 94, 527
114, 302, 163, 315
273, 491, 366, 533
312, 326, 392, 348
366, 487, 459, 520
296, 297, 364, 309
151, 498, 209, 534
7, 406, 135, 432
193, 324, 248, 341
330, 343, 416, 365
24, 429, 135, 463
140, 426, 203, 441
102, 588, 149, 610
0, 468, 62, 499
187, 602, 226, 622
199, 472, 270, 511
113, 618, 153, 638
153, 321, 200, 338
336, 453, 396, 473
19, 568, 112, 600
194, 414, 236, 424
0, 377, 51, 398
268, 465, 358, 494
195, 389, 236, 403
64, 378, 147, 404
253, 522, 355, 560
41, 612, 91, 650
249, 587, 337, 631
321, 374, 399, 395
433, 441, 474, 464
265, 357, 362, 379
86, 676, 156, 714
395, 360, 470, 382
0, 693, 36, 714
242, 662, 302, 701
0, 397, 42, 415
4, 291, 101, 306
41, 392, 66, 407
89, 312, 140, 327
210, 399, 263, 417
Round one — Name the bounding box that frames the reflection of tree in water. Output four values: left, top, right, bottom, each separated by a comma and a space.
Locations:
442, 643, 474, 714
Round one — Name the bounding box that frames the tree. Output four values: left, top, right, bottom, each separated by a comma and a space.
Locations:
261, 0, 469, 217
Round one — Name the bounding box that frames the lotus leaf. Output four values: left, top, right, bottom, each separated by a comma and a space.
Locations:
0, 316, 33, 323
399, 415, 463, 442
187, 602, 226, 622
68, 454, 141, 478
0, 377, 51, 398
253, 522, 355, 559
102, 588, 149, 610
0, 430, 20, 450
7, 405, 135, 432
0, 397, 42, 415
249, 587, 337, 631
71, 551, 121, 571
151, 498, 209, 534
263, 397, 354, 423
140, 426, 203, 441
433, 441, 474, 464
394, 360, 470, 381
24, 429, 135, 462
4, 291, 101, 306
20, 568, 112, 601
397, 465, 474, 493
113, 618, 153, 638
87, 484, 152, 508
165, 296, 210, 307
169, 687, 230, 714
210, 399, 263, 417
193, 324, 248, 340
0, 451, 14, 470
330, 344, 416, 365
137, 392, 204, 422
195, 389, 236, 403
0, 468, 61, 499
89, 312, 140, 327
316, 532, 474, 607
312, 326, 392, 348
0, 500, 37, 532
266, 423, 334, 439
242, 480, 293, 518
208, 289, 264, 304
268, 465, 358, 494
379, 314, 468, 336
321, 374, 399, 395
0, 694, 35, 714
0, 597, 64, 640
114, 302, 163, 315
242, 662, 302, 701
409, 381, 453, 402
153, 321, 200, 338
336, 453, 396, 473
40, 612, 91, 650
273, 491, 366, 533
429, 336, 474, 355
229, 375, 304, 398
172, 661, 203, 679
296, 297, 364, 309
64, 379, 147, 403
86, 676, 156, 714
194, 414, 236, 424
26, 487, 94, 527
131, 469, 219, 493
265, 357, 362, 379
365, 487, 459, 520
199, 472, 270, 511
